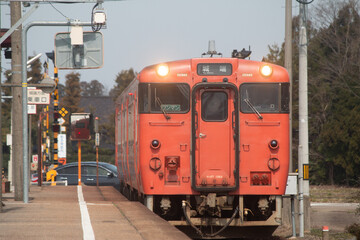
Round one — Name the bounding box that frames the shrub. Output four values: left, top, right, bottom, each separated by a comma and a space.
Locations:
346, 223, 360, 239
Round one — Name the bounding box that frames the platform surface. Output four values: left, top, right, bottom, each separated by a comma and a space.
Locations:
0, 185, 190, 240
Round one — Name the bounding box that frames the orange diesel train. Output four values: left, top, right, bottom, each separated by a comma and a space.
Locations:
115, 50, 289, 238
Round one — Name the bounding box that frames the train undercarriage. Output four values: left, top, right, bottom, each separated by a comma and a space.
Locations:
142, 192, 282, 238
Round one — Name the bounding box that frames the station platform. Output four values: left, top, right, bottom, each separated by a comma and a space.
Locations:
0, 185, 190, 240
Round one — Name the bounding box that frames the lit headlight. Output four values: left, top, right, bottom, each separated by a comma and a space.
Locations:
157, 64, 169, 77
260, 65, 273, 77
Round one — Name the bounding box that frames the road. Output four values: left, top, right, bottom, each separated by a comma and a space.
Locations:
311, 202, 360, 232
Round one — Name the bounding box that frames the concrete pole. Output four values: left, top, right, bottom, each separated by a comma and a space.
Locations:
10, 1, 24, 201
285, 0, 293, 172
298, 2, 310, 237
299, 3, 310, 199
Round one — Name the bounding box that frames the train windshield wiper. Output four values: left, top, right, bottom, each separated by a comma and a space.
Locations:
244, 98, 263, 120
155, 97, 171, 120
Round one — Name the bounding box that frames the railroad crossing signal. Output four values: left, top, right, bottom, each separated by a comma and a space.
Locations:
59, 107, 68, 117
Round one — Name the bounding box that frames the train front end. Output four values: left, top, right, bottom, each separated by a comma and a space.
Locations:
119, 56, 290, 238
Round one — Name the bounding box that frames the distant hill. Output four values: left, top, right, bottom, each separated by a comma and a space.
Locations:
79, 96, 114, 125
79, 96, 115, 150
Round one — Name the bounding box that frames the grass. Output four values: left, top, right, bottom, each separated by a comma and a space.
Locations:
308, 228, 356, 240
310, 185, 360, 203
274, 185, 360, 239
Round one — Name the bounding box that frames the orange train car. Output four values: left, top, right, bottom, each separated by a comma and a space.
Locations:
115, 50, 289, 238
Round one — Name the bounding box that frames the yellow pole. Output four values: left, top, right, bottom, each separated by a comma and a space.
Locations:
96, 146, 99, 187
53, 66, 59, 167
78, 140, 81, 185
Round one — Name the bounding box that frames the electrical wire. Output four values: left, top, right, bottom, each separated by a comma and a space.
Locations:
49, 2, 73, 22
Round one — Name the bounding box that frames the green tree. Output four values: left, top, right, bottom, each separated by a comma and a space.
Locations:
102, 69, 136, 146
80, 80, 105, 97
27, 56, 42, 84
109, 68, 136, 100
263, 0, 360, 185
61, 72, 83, 114
262, 43, 284, 65
307, 0, 360, 185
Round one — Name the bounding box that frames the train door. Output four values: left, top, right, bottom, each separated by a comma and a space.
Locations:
191, 83, 239, 192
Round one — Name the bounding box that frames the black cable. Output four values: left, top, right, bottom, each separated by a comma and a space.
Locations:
206, 206, 239, 237
181, 201, 204, 237
91, 3, 103, 32
181, 200, 240, 238
49, 2, 73, 21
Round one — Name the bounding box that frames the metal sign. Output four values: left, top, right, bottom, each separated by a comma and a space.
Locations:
58, 134, 67, 159
40, 77, 56, 94
55, 31, 104, 69
6, 134, 12, 146
95, 133, 100, 147
27, 88, 50, 105
303, 164, 309, 180
58, 117, 66, 125
27, 105, 37, 114
32, 154, 38, 163
59, 108, 69, 117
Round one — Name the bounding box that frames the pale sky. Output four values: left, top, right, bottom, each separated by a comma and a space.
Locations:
1, 0, 300, 93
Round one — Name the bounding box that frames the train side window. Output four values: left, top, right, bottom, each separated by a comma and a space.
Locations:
139, 83, 190, 113
280, 83, 290, 113
138, 83, 149, 113
201, 91, 228, 121
240, 83, 289, 113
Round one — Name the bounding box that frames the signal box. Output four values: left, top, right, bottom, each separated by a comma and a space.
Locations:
70, 113, 93, 141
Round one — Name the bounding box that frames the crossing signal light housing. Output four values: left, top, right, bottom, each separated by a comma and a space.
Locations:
53, 125, 60, 133
70, 113, 93, 141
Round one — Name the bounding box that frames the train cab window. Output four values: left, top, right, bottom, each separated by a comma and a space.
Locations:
201, 91, 228, 121
139, 83, 190, 113
240, 83, 289, 113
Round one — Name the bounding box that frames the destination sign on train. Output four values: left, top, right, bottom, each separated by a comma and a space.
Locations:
197, 63, 232, 76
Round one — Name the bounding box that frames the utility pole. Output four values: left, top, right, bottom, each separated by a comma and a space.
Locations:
285, 0, 293, 172
284, 0, 297, 237
95, 117, 100, 187
11, 1, 24, 201
0, 1, 3, 212
298, 0, 312, 237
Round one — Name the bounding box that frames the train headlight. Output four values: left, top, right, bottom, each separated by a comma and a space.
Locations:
150, 139, 161, 149
269, 139, 279, 150
260, 65, 273, 77
156, 64, 169, 77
